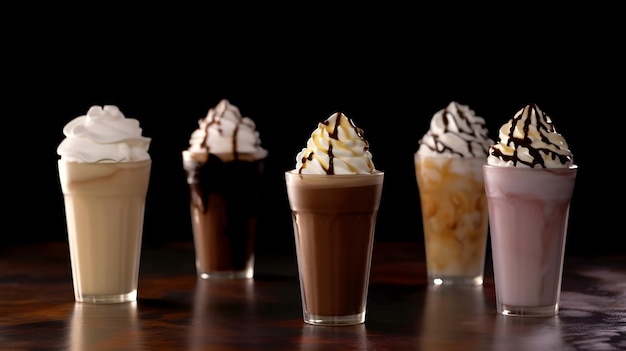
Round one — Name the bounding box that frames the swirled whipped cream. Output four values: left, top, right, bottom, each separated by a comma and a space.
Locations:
184, 99, 268, 163
57, 105, 151, 163
487, 103, 574, 168
416, 101, 493, 158
295, 112, 375, 175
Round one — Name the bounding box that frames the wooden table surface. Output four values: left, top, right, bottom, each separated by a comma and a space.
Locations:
1, 241, 624, 350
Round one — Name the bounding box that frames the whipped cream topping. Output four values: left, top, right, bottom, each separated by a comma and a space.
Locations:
57, 105, 151, 163
488, 103, 574, 168
295, 112, 375, 175
184, 99, 268, 163
416, 101, 493, 158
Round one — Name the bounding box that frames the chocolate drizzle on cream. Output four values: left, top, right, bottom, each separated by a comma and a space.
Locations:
489, 103, 573, 168
199, 99, 251, 161
417, 101, 492, 158
298, 112, 371, 175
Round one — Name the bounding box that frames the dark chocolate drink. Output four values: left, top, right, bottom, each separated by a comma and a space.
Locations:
184, 153, 263, 279
285, 171, 384, 325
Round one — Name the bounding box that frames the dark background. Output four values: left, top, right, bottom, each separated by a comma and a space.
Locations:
5, 7, 623, 257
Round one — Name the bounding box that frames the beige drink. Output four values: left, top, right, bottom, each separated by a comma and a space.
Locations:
285, 171, 384, 326
58, 159, 151, 304
484, 165, 577, 316
415, 155, 489, 286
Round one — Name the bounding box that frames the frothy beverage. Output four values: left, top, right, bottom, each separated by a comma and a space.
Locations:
184, 154, 263, 279
415, 155, 489, 286
285, 171, 384, 326
483, 165, 577, 316
58, 159, 151, 303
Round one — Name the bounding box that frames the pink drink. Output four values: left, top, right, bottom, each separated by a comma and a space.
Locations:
483, 165, 577, 316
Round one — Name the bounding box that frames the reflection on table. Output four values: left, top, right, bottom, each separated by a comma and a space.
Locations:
0, 242, 624, 350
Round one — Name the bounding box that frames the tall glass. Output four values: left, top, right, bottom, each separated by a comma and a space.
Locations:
183, 152, 263, 279
483, 165, 577, 316
415, 155, 490, 286
58, 160, 151, 304
285, 171, 384, 326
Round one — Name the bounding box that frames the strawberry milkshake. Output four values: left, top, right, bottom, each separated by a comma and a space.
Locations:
484, 103, 577, 316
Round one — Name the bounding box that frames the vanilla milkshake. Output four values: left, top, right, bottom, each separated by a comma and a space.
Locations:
484, 103, 577, 317
57, 105, 151, 303
415, 101, 493, 286
286, 112, 383, 326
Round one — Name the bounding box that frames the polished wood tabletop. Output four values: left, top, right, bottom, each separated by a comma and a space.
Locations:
1, 241, 624, 350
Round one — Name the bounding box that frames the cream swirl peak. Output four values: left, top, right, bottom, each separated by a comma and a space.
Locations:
184, 99, 268, 163
487, 103, 574, 168
57, 105, 151, 163
295, 112, 375, 175
416, 101, 493, 158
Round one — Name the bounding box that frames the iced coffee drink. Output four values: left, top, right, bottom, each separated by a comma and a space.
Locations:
415, 156, 489, 285
485, 103, 577, 317
57, 105, 151, 303
286, 112, 383, 326
183, 99, 267, 279
415, 102, 493, 285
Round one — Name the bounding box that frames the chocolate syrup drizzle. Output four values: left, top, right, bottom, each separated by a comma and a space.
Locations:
420, 103, 490, 157
298, 112, 369, 175
199, 100, 253, 161
489, 103, 571, 168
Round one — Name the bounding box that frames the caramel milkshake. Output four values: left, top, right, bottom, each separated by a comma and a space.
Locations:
415, 102, 493, 286
484, 103, 577, 317
286, 112, 383, 326
57, 105, 151, 303
183, 99, 267, 279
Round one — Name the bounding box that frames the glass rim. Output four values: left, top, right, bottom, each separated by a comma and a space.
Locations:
285, 170, 384, 177
483, 164, 578, 171
57, 158, 151, 165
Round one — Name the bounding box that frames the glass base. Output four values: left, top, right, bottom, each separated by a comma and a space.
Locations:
76, 290, 137, 304
498, 303, 559, 317
428, 275, 483, 286
303, 311, 366, 326
199, 269, 253, 280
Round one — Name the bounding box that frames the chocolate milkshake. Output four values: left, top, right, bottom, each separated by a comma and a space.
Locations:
286, 111, 383, 326
184, 155, 263, 279
286, 172, 383, 320
485, 103, 577, 317
183, 99, 267, 279
57, 105, 151, 303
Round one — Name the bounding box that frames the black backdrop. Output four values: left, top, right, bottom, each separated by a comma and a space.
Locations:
6, 8, 623, 257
